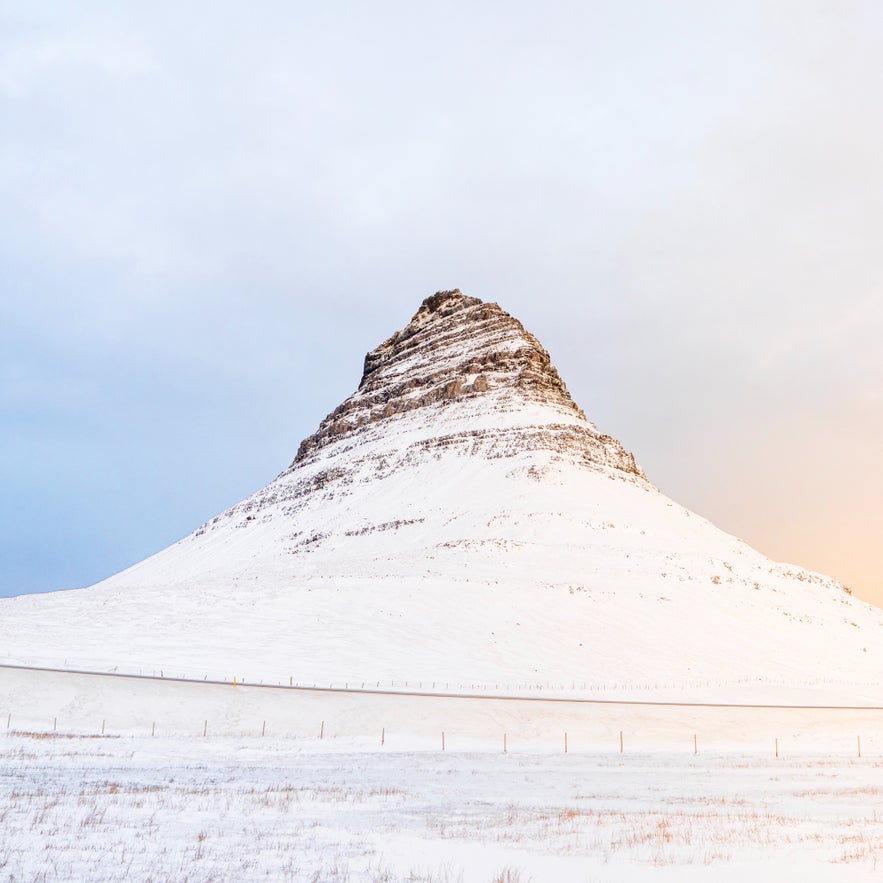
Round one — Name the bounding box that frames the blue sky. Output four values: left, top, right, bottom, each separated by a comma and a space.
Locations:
2, 1, 882, 603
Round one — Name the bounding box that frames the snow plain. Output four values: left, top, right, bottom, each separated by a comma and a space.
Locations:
4, 666, 883, 880
3, 728, 883, 882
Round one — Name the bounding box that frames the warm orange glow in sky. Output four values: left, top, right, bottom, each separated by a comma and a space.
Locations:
633, 403, 883, 609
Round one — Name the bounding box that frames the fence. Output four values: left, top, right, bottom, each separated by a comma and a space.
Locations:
3, 662, 883, 755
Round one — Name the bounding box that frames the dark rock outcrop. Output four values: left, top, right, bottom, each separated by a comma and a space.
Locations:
292, 289, 632, 469
208, 288, 647, 534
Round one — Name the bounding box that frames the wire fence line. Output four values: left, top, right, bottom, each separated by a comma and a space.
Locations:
4, 663, 883, 758
2, 715, 877, 762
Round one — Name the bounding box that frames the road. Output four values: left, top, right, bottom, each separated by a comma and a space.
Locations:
1, 661, 880, 711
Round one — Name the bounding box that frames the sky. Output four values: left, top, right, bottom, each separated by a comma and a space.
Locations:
1, 1, 881, 606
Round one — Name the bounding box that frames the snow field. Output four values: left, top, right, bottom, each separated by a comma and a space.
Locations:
3, 731, 883, 882
4, 666, 883, 756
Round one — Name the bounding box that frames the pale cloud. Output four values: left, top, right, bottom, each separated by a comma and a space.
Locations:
1, 1, 881, 602
0, 23, 157, 98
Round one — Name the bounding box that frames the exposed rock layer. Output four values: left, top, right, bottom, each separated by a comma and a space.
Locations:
292, 289, 643, 478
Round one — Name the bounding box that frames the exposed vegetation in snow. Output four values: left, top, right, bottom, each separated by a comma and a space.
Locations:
3, 732, 883, 882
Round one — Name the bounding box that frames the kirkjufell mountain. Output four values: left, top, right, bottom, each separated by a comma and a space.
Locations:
3, 290, 882, 700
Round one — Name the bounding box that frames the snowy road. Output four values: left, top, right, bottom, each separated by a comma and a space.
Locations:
3, 662, 883, 709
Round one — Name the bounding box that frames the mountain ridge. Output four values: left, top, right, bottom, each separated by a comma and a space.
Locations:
0, 288, 879, 703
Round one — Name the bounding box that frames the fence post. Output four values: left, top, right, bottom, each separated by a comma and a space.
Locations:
564, 731, 568, 753
152, 721, 155, 737
381, 727, 385, 746
619, 730, 623, 753
858, 735, 862, 758
693, 734, 697, 755
442, 731, 445, 751
775, 737, 779, 758
203, 720, 207, 737
320, 721, 324, 740
262, 720, 266, 737
102, 719, 105, 735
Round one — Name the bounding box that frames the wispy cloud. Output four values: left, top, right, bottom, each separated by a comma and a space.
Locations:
1, 1, 881, 601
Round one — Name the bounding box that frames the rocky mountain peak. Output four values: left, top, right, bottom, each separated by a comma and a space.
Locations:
360, 289, 482, 382
357, 289, 582, 411
287, 290, 643, 479
417, 287, 481, 317
292, 290, 595, 461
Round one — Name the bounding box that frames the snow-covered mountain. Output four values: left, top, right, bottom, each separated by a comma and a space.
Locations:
3, 290, 882, 701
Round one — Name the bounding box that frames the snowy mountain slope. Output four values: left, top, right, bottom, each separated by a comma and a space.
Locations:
2, 290, 882, 701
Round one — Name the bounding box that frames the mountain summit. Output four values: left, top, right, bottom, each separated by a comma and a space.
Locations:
2, 290, 882, 702
293, 289, 641, 474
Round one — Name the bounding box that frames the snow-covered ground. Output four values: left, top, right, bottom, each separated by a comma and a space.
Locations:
3, 729, 883, 882
5, 665, 883, 752
3, 665, 883, 880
